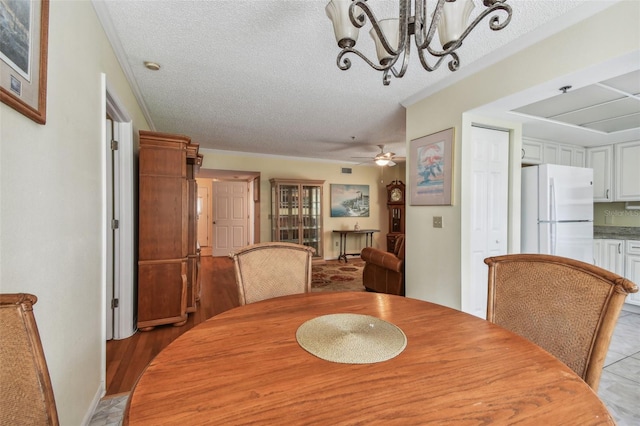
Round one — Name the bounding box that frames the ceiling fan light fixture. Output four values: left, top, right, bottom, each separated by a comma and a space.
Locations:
326, 0, 513, 85
375, 158, 391, 166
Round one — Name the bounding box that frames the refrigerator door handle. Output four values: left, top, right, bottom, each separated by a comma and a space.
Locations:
549, 178, 556, 222
550, 221, 556, 255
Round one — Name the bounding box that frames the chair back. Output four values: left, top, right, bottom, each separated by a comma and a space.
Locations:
484, 254, 638, 390
230, 242, 315, 305
0, 294, 59, 425
393, 235, 405, 260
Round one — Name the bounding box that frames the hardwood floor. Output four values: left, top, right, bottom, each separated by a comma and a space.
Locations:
105, 256, 239, 395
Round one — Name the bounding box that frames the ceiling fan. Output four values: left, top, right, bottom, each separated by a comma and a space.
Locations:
354, 145, 405, 166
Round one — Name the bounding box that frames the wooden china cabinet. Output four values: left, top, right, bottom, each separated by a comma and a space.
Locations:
386, 180, 405, 252
137, 130, 202, 331
270, 179, 324, 258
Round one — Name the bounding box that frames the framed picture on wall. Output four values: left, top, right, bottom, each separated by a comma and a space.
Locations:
409, 128, 454, 206
0, 0, 49, 124
330, 184, 370, 217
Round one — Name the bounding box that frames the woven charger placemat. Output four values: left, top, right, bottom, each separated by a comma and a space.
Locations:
296, 313, 407, 364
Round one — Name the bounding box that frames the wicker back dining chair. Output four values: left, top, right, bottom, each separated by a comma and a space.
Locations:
484, 254, 638, 391
0, 293, 59, 425
230, 242, 316, 306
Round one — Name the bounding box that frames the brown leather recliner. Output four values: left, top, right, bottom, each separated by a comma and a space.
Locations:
361, 235, 405, 296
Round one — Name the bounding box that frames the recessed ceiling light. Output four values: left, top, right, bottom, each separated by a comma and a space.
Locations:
144, 61, 161, 71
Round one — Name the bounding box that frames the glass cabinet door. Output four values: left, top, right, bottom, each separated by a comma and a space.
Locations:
270, 179, 324, 258
301, 185, 321, 254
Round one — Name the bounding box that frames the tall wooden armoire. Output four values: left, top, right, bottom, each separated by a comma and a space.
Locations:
137, 130, 201, 331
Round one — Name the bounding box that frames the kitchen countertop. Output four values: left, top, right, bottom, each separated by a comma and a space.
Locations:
594, 226, 640, 240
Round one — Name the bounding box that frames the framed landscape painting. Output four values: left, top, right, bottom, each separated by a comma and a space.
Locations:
330, 184, 370, 217
0, 0, 49, 124
409, 128, 454, 206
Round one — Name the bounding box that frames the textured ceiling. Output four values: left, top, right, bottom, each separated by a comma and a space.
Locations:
93, 0, 622, 164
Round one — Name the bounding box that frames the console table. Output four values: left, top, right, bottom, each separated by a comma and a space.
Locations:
333, 229, 379, 262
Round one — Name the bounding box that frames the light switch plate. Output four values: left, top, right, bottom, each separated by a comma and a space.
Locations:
433, 216, 443, 228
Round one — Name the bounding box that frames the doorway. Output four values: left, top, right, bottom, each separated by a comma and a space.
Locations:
103, 76, 136, 341
212, 180, 251, 256
196, 169, 260, 256
462, 124, 512, 318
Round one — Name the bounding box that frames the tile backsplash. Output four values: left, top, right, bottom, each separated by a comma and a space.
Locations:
594, 202, 640, 227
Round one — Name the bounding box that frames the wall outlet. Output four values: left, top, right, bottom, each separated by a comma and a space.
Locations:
335, 241, 339, 247
433, 216, 443, 228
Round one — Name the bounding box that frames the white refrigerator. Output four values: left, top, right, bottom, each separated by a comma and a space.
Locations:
521, 164, 594, 263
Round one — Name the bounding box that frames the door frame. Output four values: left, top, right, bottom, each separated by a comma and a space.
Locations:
197, 169, 261, 255
460, 113, 523, 317
102, 75, 136, 360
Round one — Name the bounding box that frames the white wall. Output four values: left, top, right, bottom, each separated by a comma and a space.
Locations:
200, 150, 406, 258
405, 1, 640, 309
0, 1, 148, 424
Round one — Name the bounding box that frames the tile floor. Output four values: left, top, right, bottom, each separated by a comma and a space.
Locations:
598, 310, 640, 426
89, 311, 640, 426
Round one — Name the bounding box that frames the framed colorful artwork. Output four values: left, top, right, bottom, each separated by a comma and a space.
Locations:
409, 128, 454, 206
330, 184, 370, 217
0, 0, 49, 124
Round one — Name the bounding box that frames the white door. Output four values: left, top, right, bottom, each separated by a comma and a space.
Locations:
105, 117, 136, 340
197, 186, 210, 248
466, 126, 509, 319
213, 181, 249, 256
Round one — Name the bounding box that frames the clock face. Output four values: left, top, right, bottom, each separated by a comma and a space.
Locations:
390, 188, 403, 202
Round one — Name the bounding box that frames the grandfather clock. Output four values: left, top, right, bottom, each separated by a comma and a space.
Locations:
386, 180, 405, 252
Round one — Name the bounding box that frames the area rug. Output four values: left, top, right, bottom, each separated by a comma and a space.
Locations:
311, 258, 365, 292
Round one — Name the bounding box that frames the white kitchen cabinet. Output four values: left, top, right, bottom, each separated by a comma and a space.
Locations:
559, 145, 585, 167
522, 138, 586, 167
572, 146, 585, 167
614, 141, 640, 201
543, 143, 559, 164
604, 239, 625, 275
522, 139, 543, 164
559, 145, 572, 166
586, 145, 614, 202
593, 239, 624, 275
625, 240, 640, 306
593, 239, 602, 266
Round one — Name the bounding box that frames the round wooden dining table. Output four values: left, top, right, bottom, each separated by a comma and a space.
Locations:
124, 292, 614, 425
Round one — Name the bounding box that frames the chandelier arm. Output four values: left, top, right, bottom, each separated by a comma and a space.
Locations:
348, 1, 367, 28
391, 36, 411, 79
382, 69, 392, 86
353, 0, 409, 58
415, 0, 447, 51
337, 48, 396, 72
424, 2, 512, 57
415, 45, 449, 72
412, 0, 427, 47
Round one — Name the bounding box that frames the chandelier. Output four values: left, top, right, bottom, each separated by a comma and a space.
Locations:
326, 0, 513, 85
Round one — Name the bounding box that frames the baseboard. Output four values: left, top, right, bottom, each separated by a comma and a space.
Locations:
622, 303, 640, 314
81, 384, 105, 426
